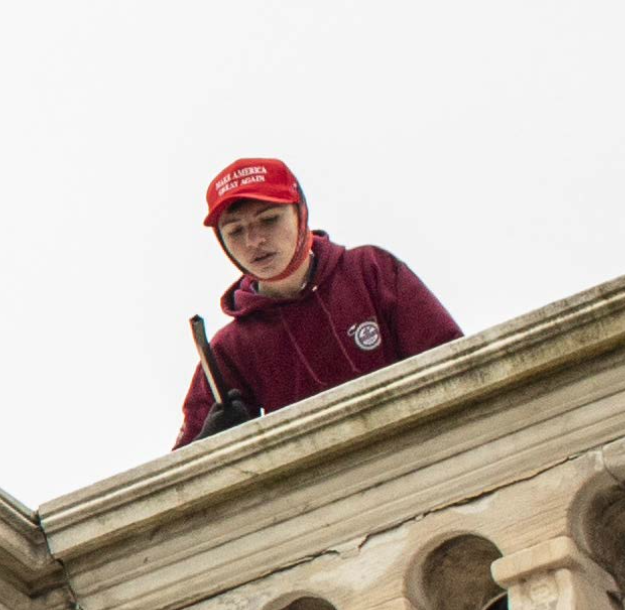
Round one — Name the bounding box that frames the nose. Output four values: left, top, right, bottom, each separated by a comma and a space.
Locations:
245, 224, 266, 248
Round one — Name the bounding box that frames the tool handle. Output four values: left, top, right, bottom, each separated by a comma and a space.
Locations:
189, 315, 229, 405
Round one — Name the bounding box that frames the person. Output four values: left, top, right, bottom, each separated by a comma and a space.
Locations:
173, 158, 463, 449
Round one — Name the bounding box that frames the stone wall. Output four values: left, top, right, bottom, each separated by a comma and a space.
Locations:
2, 274, 625, 610
0, 491, 70, 610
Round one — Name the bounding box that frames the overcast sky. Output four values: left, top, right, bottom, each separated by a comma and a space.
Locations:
1, 1, 623, 510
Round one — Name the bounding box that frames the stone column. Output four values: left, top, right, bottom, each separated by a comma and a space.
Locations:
491, 536, 619, 609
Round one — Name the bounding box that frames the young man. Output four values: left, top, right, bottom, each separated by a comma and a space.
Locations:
173, 158, 463, 449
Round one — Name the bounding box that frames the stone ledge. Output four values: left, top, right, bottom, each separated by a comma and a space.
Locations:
0, 492, 70, 610
39, 275, 625, 560
0, 491, 58, 582
64, 444, 625, 610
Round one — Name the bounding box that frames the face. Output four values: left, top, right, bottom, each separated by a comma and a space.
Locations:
218, 200, 299, 279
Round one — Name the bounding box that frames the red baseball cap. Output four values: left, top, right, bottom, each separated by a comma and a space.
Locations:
204, 158, 301, 227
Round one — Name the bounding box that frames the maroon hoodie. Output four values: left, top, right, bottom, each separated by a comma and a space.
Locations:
173, 233, 463, 449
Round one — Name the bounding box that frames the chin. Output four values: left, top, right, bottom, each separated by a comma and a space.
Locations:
256, 265, 289, 281
252, 260, 286, 279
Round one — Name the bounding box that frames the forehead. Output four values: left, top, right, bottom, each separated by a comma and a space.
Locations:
219, 200, 291, 226
224, 199, 274, 216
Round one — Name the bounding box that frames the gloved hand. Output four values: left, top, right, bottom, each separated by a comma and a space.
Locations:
194, 389, 252, 440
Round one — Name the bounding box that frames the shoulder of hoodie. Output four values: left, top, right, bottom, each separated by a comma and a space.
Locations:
312, 231, 402, 268
309, 233, 412, 284
342, 242, 406, 272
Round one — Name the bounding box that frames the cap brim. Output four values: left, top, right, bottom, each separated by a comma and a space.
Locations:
204, 194, 299, 227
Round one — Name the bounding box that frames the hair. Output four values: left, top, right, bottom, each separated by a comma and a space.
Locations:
218, 198, 261, 218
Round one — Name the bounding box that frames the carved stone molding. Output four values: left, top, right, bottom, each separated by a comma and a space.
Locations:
31, 274, 625, 610
40, 275, 625, 560
1, 276, 623, 610
492, 536, 619, 610
0, 492, 71, 610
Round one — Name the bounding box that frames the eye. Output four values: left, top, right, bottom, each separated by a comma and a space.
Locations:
260, 215, 279, 225
225, 226, 243, 239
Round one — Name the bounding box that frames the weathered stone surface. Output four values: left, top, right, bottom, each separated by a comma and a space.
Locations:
492, 536, 618, 609
603, 436, 625, 483
2, 274, 625, 610
0, 491, 71, 610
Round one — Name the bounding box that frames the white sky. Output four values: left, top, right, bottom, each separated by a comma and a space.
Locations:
1, 1, 623, 510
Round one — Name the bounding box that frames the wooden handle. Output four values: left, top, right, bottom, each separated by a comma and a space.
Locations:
189, 315, 227, 404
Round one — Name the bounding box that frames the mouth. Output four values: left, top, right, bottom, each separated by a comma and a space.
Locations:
251, 252, 276, 265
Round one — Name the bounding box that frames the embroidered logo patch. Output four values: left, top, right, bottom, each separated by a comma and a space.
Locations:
348, 320, 382, 351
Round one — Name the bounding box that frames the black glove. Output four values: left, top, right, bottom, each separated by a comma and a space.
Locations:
194, 389, 252, 440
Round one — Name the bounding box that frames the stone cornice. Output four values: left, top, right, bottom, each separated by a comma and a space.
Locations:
0, 491, 47, 574
0, 491, 69, 610
39, 274, 625, 562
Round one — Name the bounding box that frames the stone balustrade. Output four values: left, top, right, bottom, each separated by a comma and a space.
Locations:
2, 274, 625, 610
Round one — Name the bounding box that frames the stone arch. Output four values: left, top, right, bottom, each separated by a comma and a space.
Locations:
262, 592, 338, 610
408, 533, 506, 610
569, 472, 625, 599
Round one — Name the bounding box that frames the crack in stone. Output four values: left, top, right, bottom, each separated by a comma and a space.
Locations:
36, 511, 84, 610
34, 445, 623, 608
355, 454, 576, 553
232, 465, 261, 478
191, 548, 343, 607
259, 549, 341, 578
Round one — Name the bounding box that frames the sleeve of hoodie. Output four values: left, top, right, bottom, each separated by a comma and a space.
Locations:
172, 332, 259, 450
172, 363, 213, 450
369, 247, 463, 358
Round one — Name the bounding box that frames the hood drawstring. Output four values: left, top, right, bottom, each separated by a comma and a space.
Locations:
313, 290, 362, 375
277, 288, 362, 388
279, 309, 328, 387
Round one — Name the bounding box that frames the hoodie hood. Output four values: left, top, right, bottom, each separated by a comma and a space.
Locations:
221, 231, 344, 318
